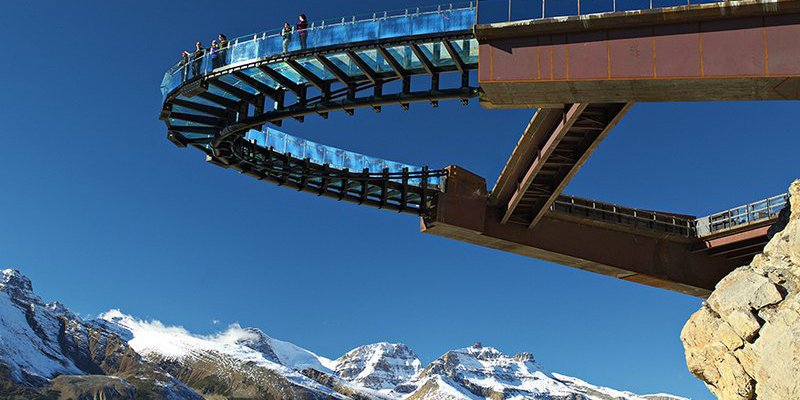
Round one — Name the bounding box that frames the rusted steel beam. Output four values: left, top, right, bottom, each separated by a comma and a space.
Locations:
477, 0, 800, 106
490, 108, 564, 206
424, 166, 748, 298
501, 104, 587, 224
496, 103, 632, 227
526, 103, 632, 228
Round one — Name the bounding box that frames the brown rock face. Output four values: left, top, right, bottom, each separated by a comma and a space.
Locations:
681, 180, 800, 400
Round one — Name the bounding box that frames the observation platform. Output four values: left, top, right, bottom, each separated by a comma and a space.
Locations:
158, 0, 797, 297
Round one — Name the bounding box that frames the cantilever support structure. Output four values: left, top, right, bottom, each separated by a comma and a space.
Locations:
423, 166, 744, 298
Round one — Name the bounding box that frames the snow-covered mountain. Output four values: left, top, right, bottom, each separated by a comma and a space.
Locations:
0, 269, 202, 399
0, 269, 690, 400
333, 343, 422, 392
405, 343, 687, 400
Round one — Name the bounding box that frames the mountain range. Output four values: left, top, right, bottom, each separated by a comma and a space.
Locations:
0, 269, 688, 400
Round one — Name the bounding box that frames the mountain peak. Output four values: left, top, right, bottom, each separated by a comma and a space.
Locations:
334, 342, 422, 391
459, 343, 505, 361
1, 269, 41, 305
1, 269, 33, 292
512, 351, 536, 362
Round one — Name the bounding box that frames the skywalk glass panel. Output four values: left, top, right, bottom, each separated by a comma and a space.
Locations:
418, 43, 455, 68
449, 39, 478, 64
161, 3, 476, 99
245, 130, 268, 147
308, 23, 350, 48
284, 134, 306, 157
255, 34, 283, 58
411, 11, 448, 36
295, 57, 335, 80
230, 36, 259, 64
377, 14, 413, 39
218, 74, 259, 94
176, 95, 225, 109
245, 128, 439, 187
171, 105, 217, 117
347, 19, 380, 43
305, 142, 327, 164
355, 49, 391, 74
241, 68, 281, 89
324, 53, 365, 77
385, 46, 421, 71
271, 62, 309, 84
169, 118, 213, 127
206, 84, 239, 100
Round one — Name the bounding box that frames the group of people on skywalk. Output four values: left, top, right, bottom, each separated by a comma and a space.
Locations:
177, 14, 310, 80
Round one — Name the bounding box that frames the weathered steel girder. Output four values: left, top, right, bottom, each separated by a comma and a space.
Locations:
491, 103, 633, 228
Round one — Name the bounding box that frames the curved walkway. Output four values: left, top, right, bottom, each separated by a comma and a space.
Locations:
159, 3, 478, 214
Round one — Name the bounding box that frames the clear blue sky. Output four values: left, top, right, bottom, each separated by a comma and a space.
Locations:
1, 1, 797, 399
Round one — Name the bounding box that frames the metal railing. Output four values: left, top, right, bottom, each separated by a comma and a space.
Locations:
550, 192, 791, 238
477, 0, 726, 23
162, 2, 476, 97
550, 195, 697, 236
695, 193, 790, 236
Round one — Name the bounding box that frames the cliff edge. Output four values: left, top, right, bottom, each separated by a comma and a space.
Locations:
681, 180, 800, 399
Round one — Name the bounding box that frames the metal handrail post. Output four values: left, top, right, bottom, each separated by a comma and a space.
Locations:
542, 0, 546, 19
508, 0, 512, 21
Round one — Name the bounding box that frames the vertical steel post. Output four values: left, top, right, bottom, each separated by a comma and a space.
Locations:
508, 0, 512, 21
542, 0, 546, 18
577, 0, 580, 15
613, 0, 616, 12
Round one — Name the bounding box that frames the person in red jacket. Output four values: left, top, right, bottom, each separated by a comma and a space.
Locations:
296, 14, 308, 50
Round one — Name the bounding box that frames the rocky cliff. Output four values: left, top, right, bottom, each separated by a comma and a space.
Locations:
682, 180, 800, 399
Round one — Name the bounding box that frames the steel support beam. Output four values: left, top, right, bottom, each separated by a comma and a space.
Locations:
494, 103, 632, 228
501, 104, 587, 224
423, 166, 744, 298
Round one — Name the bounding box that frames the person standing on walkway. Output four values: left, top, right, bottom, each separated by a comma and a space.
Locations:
179, 51, 190, 81
210, 40, 220, 69
217, 34, 228, 66
281, 22, 292, 53
296, 14, 308, 50
191, 41, 205, 77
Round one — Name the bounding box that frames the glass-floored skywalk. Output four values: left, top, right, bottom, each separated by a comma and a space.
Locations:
160, 3, 479, 213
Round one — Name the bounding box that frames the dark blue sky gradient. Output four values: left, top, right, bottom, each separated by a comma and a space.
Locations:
1, 1, 798, 399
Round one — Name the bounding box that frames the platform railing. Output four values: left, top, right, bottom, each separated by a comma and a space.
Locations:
550, 192, 790, 238
476, 0, 726, 24
550, 195, 697, 236
695, 193, 790, 236
161, 2, 476, 97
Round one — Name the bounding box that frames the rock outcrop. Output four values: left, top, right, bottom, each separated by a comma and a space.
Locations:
682, 180, 800, 399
